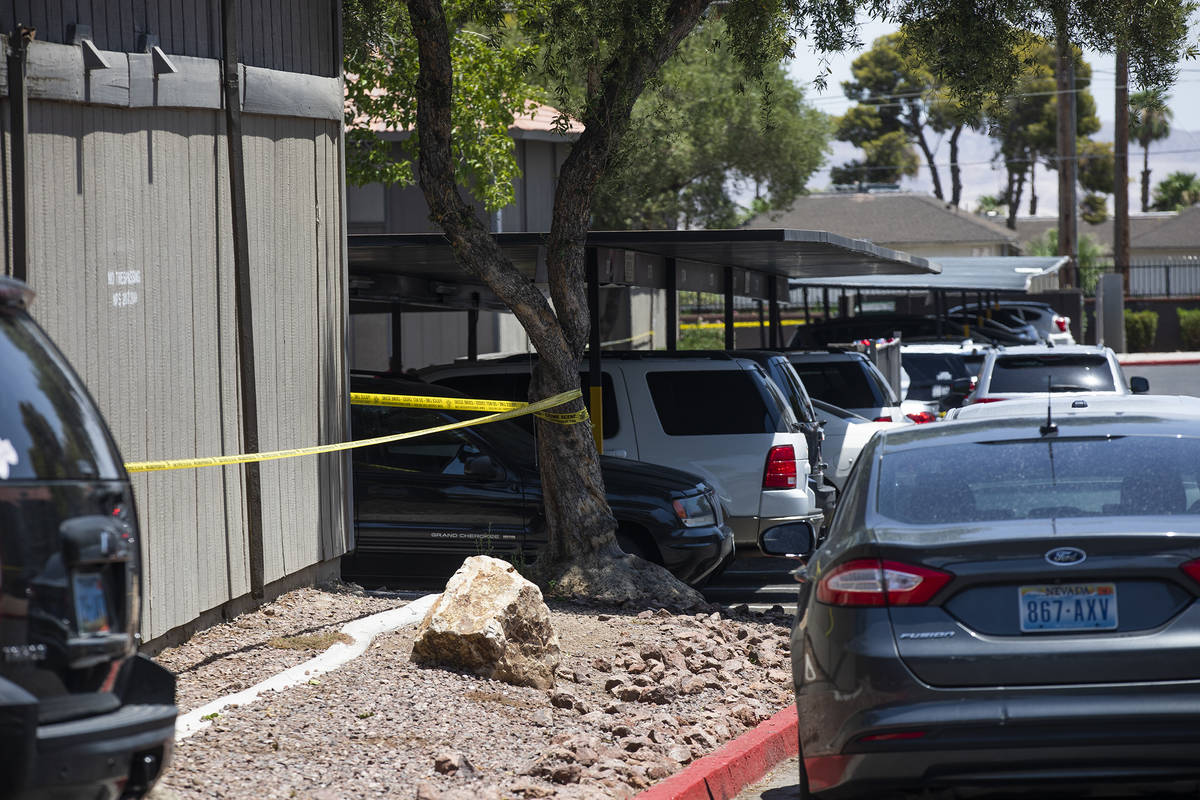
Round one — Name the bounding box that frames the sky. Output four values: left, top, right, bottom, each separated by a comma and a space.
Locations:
783, 11, 1200, 217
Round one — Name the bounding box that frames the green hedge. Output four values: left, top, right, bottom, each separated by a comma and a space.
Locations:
1179, 308, 1200, 351
1124, 309, 1159, 352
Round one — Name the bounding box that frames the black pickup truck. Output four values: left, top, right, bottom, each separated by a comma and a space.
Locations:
1, 277, 176, 800
343, 374, 734, 587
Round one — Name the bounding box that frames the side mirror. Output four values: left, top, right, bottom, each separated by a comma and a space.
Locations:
759, 521, 815, 558
943, 376, 973, 409
1130, 376, 1150, 394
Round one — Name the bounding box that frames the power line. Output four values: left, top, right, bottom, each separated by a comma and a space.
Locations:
834, 145, 1200, 174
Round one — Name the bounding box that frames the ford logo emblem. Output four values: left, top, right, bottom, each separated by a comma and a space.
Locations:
1045, 547, 1086, 566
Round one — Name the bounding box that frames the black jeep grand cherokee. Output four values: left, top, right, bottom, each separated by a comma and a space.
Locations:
0, 278, 176, 799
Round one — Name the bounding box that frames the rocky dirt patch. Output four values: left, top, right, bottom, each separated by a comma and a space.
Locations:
152, 587, 794, 799
153, 585, 409, 713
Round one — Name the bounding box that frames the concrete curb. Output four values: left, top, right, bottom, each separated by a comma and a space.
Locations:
174, 592, 439, 741
636, 704, 798, 800
1117, 352, 1200, 366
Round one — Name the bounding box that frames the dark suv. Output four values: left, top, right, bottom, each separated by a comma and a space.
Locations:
343, 374, 734, 586
0, 278, 176, 799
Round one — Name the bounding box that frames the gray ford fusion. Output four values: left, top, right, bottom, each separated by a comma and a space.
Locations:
766, 411, 1200, 799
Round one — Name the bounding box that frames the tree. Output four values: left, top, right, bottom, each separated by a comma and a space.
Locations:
892, 0, 1194, 285
1077, 138, 1114, 223
830, 128, 919, 186
834, 32, 978, 205
1027, 227, 1106, 293
345, 0, 865, 606
1151, 171, 1200, 211
590, 21, 832, 230
980, 38, 1099, 230
1129, 89, 1174, 213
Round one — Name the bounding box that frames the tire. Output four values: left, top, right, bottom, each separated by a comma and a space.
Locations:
616, 526, 661, 565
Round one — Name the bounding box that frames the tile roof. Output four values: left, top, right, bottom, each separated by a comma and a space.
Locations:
1015, 213, 1177, 253
347, 99, 582, 138
744, 192, 1017, 245
1130, 205, 1200, 250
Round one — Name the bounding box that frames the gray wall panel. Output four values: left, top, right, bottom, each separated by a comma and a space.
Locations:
0, 1, 339, 77
13, 100, 345, 639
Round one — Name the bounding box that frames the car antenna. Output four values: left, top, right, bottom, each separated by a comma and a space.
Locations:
1040, 375, 1058, 436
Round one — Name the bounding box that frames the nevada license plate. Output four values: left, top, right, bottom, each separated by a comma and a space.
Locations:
1019, 583, 1118, 632
73, 572, 111, 635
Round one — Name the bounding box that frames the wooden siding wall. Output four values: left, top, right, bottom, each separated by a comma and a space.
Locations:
11, 101, 347, 639
0, 0, 339, 76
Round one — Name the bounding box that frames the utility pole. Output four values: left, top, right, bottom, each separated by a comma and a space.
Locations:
1055, 10, 1079, 288
1114, 48, 1131, 295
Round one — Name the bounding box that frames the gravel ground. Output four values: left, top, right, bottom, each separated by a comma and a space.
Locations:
151, 584, 795, 800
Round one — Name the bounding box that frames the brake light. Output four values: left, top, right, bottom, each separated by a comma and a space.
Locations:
763, 445, 797, 489
815, 559, 952, 606
972, 397, 1006, 404
1055, 316, 1069, 333
1180, 558, 1200, 588
874, 416, 893, 422
905, 412, 936, 424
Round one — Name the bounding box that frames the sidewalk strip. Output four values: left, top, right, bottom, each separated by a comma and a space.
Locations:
174, 593, 439, 741
636, 703, 799, 800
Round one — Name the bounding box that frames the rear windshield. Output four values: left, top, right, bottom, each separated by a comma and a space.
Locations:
902, 353, 971, 401
790, 360, 885, 409
646, 370, 779, 435
875, 434, 1200, 524
989, 354, 1115, 393
0, 309, 122, 480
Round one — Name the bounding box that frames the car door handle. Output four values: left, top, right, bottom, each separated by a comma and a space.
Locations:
606, 450, 628, 458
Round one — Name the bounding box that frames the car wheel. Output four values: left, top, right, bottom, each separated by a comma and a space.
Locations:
616, 526, 661, 565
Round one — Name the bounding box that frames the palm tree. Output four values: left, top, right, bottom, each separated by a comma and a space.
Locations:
1151, 171, 1200, 211
1129, 89, 1173, 212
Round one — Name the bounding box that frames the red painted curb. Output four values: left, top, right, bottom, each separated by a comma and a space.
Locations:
635, 704, 798, 800
1117, 358, 1200, 366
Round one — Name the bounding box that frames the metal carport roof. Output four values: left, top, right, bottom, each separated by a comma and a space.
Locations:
348, 229, 938, 311
787, 255, 1066, 293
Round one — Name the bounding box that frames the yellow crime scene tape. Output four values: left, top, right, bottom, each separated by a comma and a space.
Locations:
124, 389, 587, 474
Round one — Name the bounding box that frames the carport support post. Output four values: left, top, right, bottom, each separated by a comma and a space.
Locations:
960, 290, 969, 338
768, 277, 782, 349
666, 258, 677, 351
389, 303, 404, 373
586, 247, 603, 452
222, 0, 266, 601
756, 300, 767, 348
724, 266, 735, 350
467, 293, 479, 362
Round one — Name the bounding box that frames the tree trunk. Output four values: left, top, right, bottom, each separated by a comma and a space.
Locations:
1006, 162, 1026, 231
404, 0, 704, 608
912, 118, 944, 200
1141, 143, 1152, 212
1028, 161, 1038, 216
948, 124, 963, 207
1054, 11, 1079, 287
1114, 48, 1131, 294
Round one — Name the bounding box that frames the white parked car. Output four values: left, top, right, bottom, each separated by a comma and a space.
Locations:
811, 398, 899, 490
948, 393, 1200, 422
963, 344, 1150, 406
419, 352, 824, 552
785, 350, 904, 422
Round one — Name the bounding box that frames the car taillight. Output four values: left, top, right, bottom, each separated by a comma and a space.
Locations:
874, 416, 893, 422
972, 397, 1006, 404
815, 559, 952, 606
905, 412, 936, 424
763, 445, 797, 489
1180, 559, 1200, 588
1055, 316, 1069, 332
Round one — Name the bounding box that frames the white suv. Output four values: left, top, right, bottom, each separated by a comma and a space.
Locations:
419, 352, 823, 552
964, 344, 1150, 405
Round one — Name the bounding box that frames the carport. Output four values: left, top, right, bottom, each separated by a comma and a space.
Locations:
788, 255, 1069, 336
348, 229, 937, 442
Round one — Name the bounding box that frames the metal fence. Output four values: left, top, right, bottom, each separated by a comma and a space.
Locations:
1093, 257, 1200, 298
